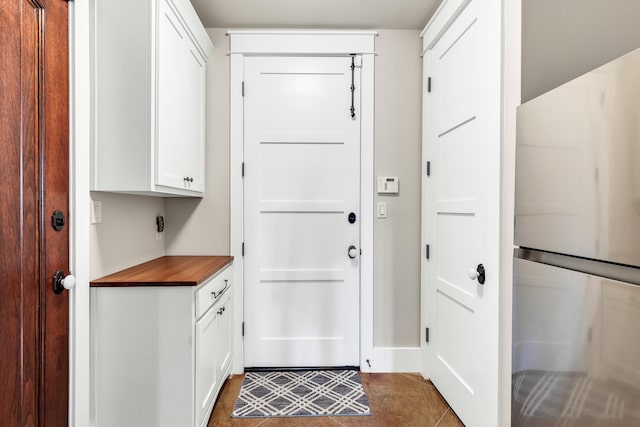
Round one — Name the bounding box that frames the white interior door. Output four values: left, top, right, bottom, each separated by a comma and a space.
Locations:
244, 56, 361, 367
423, 0, 502, 425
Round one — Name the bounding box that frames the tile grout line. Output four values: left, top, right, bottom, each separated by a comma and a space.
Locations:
254, 418, 270, 426
433, 407, 450, 427
399, 373, 428, 384
399, 373, 439, 391
328, 416, 347, 426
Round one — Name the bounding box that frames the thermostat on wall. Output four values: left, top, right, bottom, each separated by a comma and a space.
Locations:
377, 176, 399, 194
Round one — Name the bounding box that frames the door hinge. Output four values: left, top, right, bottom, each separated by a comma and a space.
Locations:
242, 162, 245, 177
242, 81, 245, 97
426, 244, 430, 260
242, 322, 245, 337
425, 327, 430, 343
426, 161, 431, 176
427, 77, 432, 93
242, 242, 245, 257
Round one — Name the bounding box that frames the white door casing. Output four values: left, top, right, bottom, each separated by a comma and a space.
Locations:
421, 0, 502, 425
243, 56, 361, 367
229, 30, 376, 374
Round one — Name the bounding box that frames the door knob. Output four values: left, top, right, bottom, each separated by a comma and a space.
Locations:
53, 270, 76, 294
348, 245, 358, 259
468, 264, 485, 285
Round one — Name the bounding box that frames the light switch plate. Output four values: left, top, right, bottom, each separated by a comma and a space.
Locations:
91, 201, 102, 224
377, 176, 399, 194
377, 202, 387, 218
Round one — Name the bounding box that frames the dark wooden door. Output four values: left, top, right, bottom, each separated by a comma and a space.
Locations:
0, 0, 69, 425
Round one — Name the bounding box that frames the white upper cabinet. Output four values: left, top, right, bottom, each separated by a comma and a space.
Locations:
91, 0, 213, 196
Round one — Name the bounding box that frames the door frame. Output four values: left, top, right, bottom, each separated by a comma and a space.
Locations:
69, 2, 92, 426
228, 30, 377, 373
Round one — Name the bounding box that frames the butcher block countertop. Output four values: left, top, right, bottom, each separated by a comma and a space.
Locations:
90, 256, 233, 287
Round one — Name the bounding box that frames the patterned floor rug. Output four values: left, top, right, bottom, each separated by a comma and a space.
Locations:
232, 370, 372, 418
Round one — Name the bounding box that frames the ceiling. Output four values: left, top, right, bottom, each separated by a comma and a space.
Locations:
190, 0, 442, 30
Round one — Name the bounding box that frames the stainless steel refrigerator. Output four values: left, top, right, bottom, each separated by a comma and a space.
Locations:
513, 47, 640, 426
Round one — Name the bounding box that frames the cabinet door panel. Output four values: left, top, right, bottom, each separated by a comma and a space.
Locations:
195, 305, 218, 427
156, 0, 188, 190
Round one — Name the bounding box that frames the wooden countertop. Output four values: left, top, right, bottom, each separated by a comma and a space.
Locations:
90, 256, 233, 287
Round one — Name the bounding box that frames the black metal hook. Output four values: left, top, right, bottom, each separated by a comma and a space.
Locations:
350, 56, 356, 119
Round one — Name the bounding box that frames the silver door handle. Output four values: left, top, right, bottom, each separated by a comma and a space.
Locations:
348, 245, 358, 259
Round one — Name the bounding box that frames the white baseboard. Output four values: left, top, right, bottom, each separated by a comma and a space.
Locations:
362, 347, 421, 373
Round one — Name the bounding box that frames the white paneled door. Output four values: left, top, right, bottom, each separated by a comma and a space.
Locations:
244, 57, 361, 367
423, 0, 502, 425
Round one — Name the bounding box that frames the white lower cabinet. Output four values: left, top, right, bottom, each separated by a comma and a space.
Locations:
91, 264, 233, 427
195, 291, 231, 427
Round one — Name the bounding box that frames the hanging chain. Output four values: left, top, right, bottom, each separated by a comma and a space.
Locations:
350, 55, 356, 119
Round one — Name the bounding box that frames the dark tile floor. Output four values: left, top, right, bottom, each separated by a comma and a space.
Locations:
208, 372, 464, 426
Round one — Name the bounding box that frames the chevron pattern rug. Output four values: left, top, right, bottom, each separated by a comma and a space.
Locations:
232, 370, 372, 418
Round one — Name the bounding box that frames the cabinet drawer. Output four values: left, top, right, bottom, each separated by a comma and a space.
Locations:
196, 265, 231, 319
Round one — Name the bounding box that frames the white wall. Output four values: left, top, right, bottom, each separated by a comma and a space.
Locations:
165, 29, 230, 256
522, 0, 640, 102
374, 30, 422, 347
165, 29, 423, 349
89, 192, 165, 279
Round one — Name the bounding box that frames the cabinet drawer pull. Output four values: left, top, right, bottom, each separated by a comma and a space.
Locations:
211, 279, 229, 299
217, 306, 226, 316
